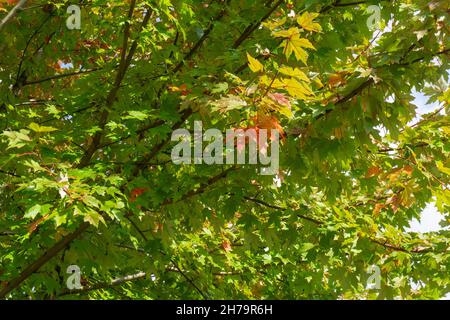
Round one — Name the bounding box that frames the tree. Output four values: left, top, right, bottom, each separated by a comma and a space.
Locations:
0, 0, 449, 300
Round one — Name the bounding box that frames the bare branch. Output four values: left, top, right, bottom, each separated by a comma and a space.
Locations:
0, 222, 90, 299
58, 271, 147, 297
173, 0, 232, 73
0, 0, 28, 32
232, 0, 284, 48
24, 67, 103, 86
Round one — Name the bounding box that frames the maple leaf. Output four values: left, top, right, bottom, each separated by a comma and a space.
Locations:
281, 78, 313, 99
328, 73, 347, 87
373, 203, 385, 216
222, 239, 232, 252
402, 165, 414, 176
263, 94, 293, 118
211, 95, 248, 113
247, 52, 264, 73
168, 84, 191, 96
273, 27, 316, 64
256, 115, 285, 140
366, 166, 381, 178
282, 35, 315, 64
130, 187, 149, 202
2, 0, 449, 300
262, 18, 286, 30
279, 66, 311, 83
387, 195, 401, 213
268, 93, 291, 109
272, 27, 299, 38
297, 12, 322, 33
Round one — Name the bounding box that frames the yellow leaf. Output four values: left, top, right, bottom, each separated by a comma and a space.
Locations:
262, 96, 293, 119
297, 12, 322, 32
247, 52, 264, 73
282, 35, 315, 64
399, 187, 415, 208
282, 78, 313, 100
259, 75, 284, 89
262, 18, 286, 30
292, 36, 315, 50
211, 95, 248, 113
259, 75, 270, 86
437, 161, 450, 176
279, 66, 310, 83
313, 77, 324, 89
272, 27, 299, 38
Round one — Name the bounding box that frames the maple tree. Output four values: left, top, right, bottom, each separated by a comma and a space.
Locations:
0, 0, 449, 299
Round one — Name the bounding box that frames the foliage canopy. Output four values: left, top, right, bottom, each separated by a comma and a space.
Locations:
0, 0, 449, 299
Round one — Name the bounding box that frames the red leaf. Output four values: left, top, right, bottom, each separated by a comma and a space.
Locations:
130, 187, 149, 202
268, 93, 291, 109
222, 240, 232, 252
366, 166, 381, 178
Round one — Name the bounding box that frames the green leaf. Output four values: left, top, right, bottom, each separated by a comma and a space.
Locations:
28, 122, 58, 133
24, 204, 41, 219
1, 130, 31, 149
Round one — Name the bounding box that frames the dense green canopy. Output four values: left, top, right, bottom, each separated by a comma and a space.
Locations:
0, 0, 449, 299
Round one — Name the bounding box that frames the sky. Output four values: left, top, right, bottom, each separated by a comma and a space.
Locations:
408, 90, 445, 234
408, 91, 449, 300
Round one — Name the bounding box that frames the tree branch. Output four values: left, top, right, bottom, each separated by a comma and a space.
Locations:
24, 67, 103, 86
0, 230, 16, 236
162, 166, 236, 206
304, 47, 449, 126
241, 196, 438, 254
242, 196, 323, 225
0, 222, 90, 299
58, 271, 147, 297
77, 4, 152, 168
0, 169, 21, 178
171, 260, 208, 299
0, 0, 28, 32
132, 108, 193, 175
232, 0, 284, 49
173, 0, 231, 73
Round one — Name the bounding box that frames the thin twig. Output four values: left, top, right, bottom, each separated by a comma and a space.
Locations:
0, 0, 28, 31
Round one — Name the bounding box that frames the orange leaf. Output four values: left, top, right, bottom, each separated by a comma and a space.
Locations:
256, 115, 285, 139
328, 73, 346, 87
373, 203, 385, 216
402, 165, 414, 176
366, 166, 381, 178
222, 240, 232, 252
